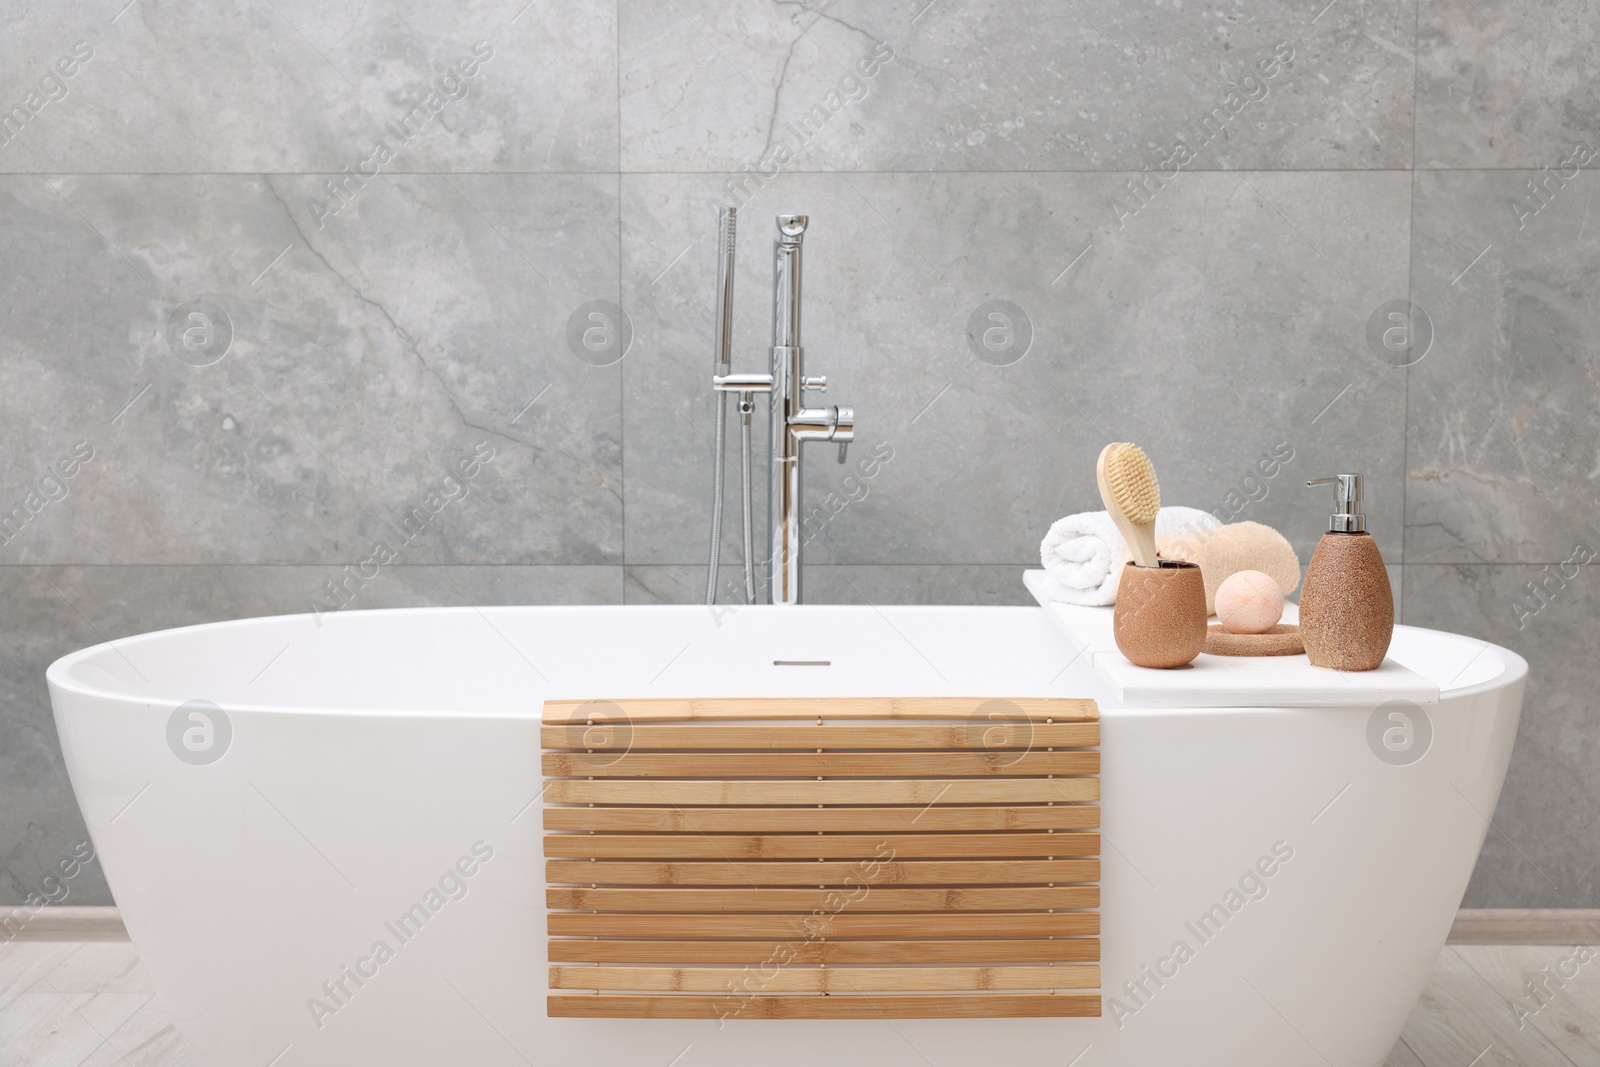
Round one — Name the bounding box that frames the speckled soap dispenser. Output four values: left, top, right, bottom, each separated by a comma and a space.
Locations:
1299, 474, 1394, 671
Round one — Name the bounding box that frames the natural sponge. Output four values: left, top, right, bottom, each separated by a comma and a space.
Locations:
1157, 520, 1301, 615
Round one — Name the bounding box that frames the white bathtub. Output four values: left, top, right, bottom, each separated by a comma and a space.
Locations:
47, 603, 1524, 1067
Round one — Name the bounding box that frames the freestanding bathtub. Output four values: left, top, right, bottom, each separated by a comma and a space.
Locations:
47, 603, 1524, 1066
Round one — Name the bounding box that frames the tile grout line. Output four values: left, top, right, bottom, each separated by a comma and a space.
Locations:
616, 0, 625, 588
0, 167, 1578, 176
1400, 0, 1419, 623
0, 561, 1570, 569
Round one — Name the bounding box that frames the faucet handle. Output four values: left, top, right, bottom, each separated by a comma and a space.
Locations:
831, 405, 854, 445
837, 442, 849, 464
802, 375, 827, 393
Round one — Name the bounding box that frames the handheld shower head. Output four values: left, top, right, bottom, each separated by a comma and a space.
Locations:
713, 207, 737, 374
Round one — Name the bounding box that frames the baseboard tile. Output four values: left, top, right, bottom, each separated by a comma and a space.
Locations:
1, 905, 128, 941
5, 906, 1598, 945
1448, 909, 1600, 945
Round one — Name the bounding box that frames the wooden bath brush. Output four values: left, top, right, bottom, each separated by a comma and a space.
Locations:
1097, 442, 1160, 567
1099, 443, 1206, 668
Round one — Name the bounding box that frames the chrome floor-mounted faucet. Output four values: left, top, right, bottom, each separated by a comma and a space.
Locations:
704, 210, 854, 607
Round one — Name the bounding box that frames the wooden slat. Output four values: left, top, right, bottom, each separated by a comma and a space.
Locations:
548, 993, 1100, 1019
548, 912, 1099, 940
542, 778, 1098, 805
544, 804, 1098, 833
543, 750, 1098, 778
547, 858, 1100, 887
541, 722, 1099, 751
547, 886, 1099, 912
545, 832, 1099, 860
548, 938, 1100, 964
542, 697, 1098, 724
549, 964, 1100, 992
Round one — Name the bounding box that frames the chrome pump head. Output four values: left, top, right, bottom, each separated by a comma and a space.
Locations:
1307, 474, 1365, 533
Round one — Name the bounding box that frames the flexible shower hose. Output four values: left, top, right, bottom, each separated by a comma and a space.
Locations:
740, 404, 756, 604
705, 388, 728, 605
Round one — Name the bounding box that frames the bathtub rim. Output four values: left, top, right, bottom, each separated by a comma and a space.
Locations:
45, 603, 1529, 720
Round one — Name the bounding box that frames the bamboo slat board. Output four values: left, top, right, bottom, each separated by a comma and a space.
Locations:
542, 696, 1101, 1020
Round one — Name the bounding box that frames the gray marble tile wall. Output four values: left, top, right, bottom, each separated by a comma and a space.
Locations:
0, 0, 1592, 907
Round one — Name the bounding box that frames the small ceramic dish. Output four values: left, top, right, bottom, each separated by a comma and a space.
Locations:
1204, 623, 1304, 657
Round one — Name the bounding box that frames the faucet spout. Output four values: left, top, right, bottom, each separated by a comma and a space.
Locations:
790, 405, 853, 443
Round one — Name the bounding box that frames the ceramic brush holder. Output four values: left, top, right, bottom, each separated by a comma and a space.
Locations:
1113, 560, 1208, 669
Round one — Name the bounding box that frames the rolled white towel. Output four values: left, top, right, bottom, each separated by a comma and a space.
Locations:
1038, 506, 1222, 605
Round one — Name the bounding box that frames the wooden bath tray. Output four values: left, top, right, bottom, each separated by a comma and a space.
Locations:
541, 697, 1101, 1021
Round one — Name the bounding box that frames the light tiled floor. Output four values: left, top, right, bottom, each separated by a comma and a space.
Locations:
0, 942, 198, 1066
0, 942, 1595, 1065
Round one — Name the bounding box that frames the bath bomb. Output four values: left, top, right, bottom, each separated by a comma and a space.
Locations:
1215, 569, 1284, 634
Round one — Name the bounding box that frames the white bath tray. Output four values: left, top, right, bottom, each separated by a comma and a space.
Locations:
1023, 570, 1439, 708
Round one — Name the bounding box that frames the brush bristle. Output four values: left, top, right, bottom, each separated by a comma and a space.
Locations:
1103, 443, 1160, 524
